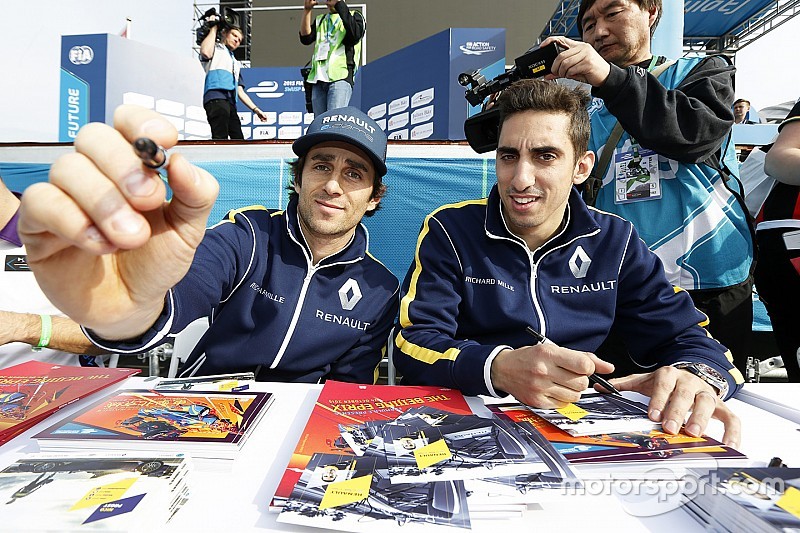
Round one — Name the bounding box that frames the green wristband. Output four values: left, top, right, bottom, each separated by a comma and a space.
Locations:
37, 314, 52, 349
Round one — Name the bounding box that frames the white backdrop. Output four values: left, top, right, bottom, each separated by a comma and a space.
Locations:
3, 0, 196, 142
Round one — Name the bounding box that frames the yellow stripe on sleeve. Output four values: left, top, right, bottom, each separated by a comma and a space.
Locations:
399, 199, 487, 328
396, 331, 461, 365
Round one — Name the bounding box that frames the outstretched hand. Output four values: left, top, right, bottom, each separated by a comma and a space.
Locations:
608, 367, 741, 449
19, 105, 219, 341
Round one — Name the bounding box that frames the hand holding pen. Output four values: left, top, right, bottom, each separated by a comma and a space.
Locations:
489, 325, 616, 408
525, 326, 622, 396
18, 104, 219, 340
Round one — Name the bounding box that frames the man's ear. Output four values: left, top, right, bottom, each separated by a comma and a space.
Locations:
366, 182, 386, 212
648, 5, 659, 29
365, 196, 380, 213
572, 150, 596, 185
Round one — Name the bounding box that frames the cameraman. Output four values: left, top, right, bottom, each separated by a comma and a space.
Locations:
539, 0, 753, 375
299, 0, 365, 115
200, 15, 267, 140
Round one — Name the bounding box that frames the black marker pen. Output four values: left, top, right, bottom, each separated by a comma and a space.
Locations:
133, 137, 170, 171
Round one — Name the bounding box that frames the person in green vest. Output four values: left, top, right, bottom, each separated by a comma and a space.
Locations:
300, 0, 365, 115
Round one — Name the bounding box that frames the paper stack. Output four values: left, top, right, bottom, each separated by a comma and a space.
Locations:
0, 361, 139, 446
0, 452, 190, 531
492, 396, 747, 480
33, 389, 274, 459
272, 381, 580, 531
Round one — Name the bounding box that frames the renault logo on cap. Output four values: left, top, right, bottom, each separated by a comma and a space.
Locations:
338, 278, 362, 311
568, 246, 591, 279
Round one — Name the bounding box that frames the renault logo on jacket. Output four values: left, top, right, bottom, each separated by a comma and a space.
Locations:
568, 246, 591, 279
338, 278, 363, 311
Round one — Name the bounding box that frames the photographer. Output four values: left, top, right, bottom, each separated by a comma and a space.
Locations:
299, 0, 364, 115
200, 14, 267, 140
538, 0, 753, 375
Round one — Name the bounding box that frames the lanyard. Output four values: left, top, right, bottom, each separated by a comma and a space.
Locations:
325, 13, 336, 42
228, 46, 236, 81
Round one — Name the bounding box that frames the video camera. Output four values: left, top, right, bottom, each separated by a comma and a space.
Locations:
460, 42, 565, 153
195, 7, 243, 46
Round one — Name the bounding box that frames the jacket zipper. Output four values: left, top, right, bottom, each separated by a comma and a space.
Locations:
528, 254, 546, 337
270, 266, 318, 369
271, 221, 362, 370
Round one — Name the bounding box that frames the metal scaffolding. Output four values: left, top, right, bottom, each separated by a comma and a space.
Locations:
539, 0, 800, 56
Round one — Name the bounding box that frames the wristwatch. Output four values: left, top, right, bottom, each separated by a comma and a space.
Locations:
672, 362, 729, 399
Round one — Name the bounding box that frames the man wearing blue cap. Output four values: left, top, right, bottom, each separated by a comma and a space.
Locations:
17, 105, 399, 383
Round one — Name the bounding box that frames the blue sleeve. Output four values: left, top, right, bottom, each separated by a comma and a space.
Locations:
328, 287, 400, 384
614, 225, 744, 398
394, 214, 498, 396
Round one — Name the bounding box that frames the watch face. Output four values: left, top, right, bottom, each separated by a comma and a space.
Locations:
676, 363, 728, 396
696, 364, 725, 382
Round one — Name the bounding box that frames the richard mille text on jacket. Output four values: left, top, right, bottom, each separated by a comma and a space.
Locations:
464, 276, 515, 292
250, 282, 286, 303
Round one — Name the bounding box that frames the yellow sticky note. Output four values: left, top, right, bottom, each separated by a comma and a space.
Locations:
682, 446, 726, 453
414, 437, 452, 469
217, 380, 238, 391
776, 486, 800, 519
556, 403, 589, 421
70, 477, 137, 511
319, 474, 372, 510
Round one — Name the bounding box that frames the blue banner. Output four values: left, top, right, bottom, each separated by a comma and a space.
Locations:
360, 28, 505, 141
448, 28, 506, 137
58, 69, 89, 142
59, 34, 108, 141
238, 67, 311, 140
684, 0, 771, 37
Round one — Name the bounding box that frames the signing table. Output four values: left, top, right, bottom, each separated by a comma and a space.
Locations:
735, 383, 800, 425
0, 378, 798, 532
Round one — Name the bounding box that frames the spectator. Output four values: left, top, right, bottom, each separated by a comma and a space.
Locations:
0, 176, 102, 367
18, 105, 399, 383
200, 17, 267, 139
734, 98, 757, 125
541, 0, 754, 374
300, 0, 365, 115
754, 99, 800, 381
394, 79, 741, 447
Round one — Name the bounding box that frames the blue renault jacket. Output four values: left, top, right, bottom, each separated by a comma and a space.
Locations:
394, 186, 744, 399
87, 198, 400, 383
